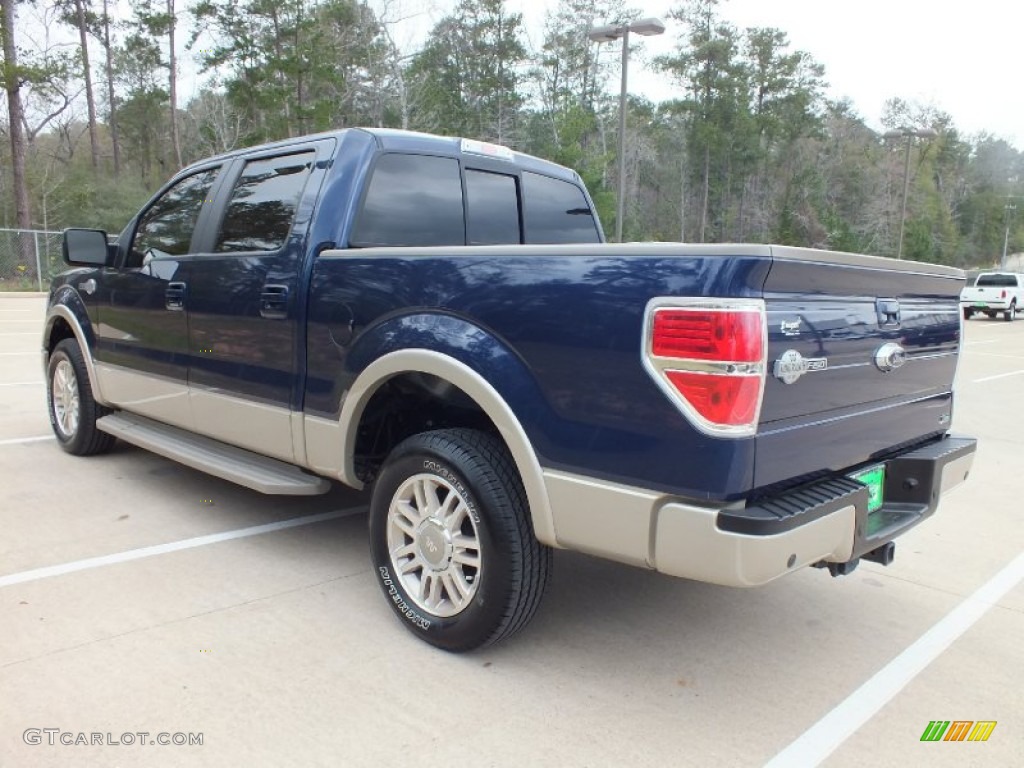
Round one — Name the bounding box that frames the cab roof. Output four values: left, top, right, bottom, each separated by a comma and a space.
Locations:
184, 127, 581, 183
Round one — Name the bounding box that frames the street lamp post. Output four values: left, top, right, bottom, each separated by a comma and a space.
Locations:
1002, 198, 1017, 270
883, 127, 938, 259
588, 17, 666, 243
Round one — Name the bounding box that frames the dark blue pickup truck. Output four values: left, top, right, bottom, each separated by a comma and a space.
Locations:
45, 128, 976, 651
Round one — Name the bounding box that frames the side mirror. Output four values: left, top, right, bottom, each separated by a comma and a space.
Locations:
63, 228, 115, 267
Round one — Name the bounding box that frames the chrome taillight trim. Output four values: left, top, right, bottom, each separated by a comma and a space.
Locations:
641, 297, 768, 438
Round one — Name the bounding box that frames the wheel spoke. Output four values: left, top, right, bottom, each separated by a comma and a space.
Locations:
452, 550, 480, 569
438, 491, 460, 527
413, 479, 431, 519
391, 542, 417, 560
446, 570, 470, 602
392, 507, 417, 538
426, 571, 443, 608
397, 555, 423, 576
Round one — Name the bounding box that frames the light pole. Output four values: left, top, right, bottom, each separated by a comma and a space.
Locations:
883, 127, 938, 259
588, 17, 666, 243
1002, 198, 1017, 270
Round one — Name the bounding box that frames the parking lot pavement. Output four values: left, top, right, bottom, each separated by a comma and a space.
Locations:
1, 294, 1022, 768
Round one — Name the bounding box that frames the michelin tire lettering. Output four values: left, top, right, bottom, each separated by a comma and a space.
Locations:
378, 566, 432, 630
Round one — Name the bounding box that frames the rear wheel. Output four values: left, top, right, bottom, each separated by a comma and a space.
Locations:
1005, 301, 1016, 322
47, 339, 115, 456
368, 428, 551, 652
963, 308, 973, 320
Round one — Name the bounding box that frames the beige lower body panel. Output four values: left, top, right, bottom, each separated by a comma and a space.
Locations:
95, 364, 192, 431
189, 388, 295, 464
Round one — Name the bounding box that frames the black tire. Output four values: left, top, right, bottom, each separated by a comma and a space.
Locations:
1005, 302, 1016, 322
46, 338, 115, 456
368, 428, 551, 652
963, 308, 973, 320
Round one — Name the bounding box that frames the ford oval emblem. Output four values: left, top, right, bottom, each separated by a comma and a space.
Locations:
874, 342, 907, 372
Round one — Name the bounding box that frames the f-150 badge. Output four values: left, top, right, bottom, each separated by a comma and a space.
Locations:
773, 349, 828, 384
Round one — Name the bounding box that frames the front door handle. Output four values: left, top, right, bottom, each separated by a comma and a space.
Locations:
260, 284, 290, 319
165, 282, 186, 311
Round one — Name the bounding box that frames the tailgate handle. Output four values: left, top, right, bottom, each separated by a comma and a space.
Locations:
876, 298, 901, 327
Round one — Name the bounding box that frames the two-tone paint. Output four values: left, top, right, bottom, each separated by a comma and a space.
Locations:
44, 128, 971, 585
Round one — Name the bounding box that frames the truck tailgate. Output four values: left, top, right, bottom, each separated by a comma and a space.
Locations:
754, 247, 964, 491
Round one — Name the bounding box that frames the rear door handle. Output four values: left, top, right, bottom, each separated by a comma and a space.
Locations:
260, 284, 290, 319
165, 282, 186, 311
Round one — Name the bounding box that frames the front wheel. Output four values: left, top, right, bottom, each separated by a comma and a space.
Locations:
368, 428, 551, 652
47, 338, 115, 456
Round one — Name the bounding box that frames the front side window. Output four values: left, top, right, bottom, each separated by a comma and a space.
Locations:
522, 172, 600, 244
351, 154, 464, 247
216, 152, 316, 253
130, 168, 219, 266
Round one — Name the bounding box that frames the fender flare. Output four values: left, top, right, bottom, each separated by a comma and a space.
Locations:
336, 349, 559, 548
42, 302, 108, 406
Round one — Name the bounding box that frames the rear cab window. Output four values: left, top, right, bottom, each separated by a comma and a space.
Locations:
975, 273, 1020, 287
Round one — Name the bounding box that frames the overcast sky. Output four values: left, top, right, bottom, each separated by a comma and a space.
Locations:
170, 0, 1021, 149
496, 0, 1022, 149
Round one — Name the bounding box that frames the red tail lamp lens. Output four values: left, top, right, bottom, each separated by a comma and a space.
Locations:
653, 310, 763, 362
665, 371, 761, 426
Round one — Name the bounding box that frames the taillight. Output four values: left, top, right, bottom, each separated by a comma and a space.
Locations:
1001, 289, 1007, 299
643, 300, 767, 437
653, 310, 763, 361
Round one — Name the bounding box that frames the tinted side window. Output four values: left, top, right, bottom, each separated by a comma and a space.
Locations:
522, 172, 600, 244
466, 170, 520, 245
351, 154, 464, 247
216, 152, 315, 253
130, 168, 219, 266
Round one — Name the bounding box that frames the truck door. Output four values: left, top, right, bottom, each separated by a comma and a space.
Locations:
184, 140, 334, 461
94, 165, 224, 430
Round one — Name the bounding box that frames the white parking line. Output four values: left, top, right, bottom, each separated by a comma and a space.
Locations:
970, 352, 1024, 360
0, 351, 35, 356
973, 369, 1024, 384
0, 381, 43, 387
0, 435, 54, 446
964, 339, 999, 346
764, 551, 1024, 767
0, 508, 364, 589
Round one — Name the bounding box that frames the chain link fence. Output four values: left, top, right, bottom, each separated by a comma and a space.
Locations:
0, 228, 64, 292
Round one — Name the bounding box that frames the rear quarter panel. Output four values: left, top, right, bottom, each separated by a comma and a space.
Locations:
306, 245, 772, 499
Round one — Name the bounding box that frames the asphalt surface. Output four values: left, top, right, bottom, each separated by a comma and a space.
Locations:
1, 293, 1022, 767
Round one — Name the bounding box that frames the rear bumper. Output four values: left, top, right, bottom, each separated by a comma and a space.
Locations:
961, 299, 1011, 311
544, 435, 976, 587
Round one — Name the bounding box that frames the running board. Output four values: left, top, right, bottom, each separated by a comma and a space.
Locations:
97, 412, 331, 495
